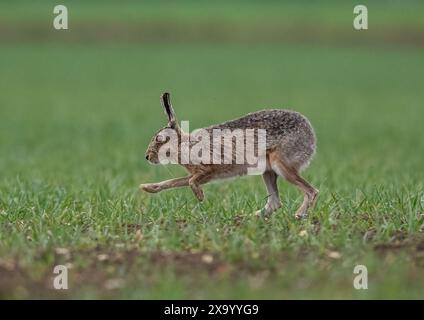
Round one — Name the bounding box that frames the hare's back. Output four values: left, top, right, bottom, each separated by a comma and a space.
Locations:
210, 109, 315, 145
207, 109, 316, 170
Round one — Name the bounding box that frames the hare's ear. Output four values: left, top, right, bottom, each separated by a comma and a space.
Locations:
161, 92, 177, 128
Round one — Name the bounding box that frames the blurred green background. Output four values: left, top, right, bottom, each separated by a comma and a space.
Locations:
0, 0, 423, 299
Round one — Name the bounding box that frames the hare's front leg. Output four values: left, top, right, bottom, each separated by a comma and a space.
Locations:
140, 176, 191, 193
188, 172, 212, 202
256, 171, 281, 216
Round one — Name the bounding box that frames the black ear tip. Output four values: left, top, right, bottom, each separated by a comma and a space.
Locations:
161, 92, 170, 100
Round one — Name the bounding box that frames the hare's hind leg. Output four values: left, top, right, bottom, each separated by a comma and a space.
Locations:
269, 153, 318, 219
256, 171, 281, 216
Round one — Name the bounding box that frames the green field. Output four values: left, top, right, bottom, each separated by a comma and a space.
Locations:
0, 1, 423, 299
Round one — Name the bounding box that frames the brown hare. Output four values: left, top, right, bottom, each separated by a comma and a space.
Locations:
140, 92, 318, 219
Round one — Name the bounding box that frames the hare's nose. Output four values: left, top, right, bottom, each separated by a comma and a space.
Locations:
145, 155, 149, 161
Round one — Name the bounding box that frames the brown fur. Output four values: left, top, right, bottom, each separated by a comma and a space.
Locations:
141, 92, 318, 219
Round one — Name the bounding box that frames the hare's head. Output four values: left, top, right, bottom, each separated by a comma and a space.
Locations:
145, 92, 180, 164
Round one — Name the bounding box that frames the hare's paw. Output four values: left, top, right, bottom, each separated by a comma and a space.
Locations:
255, 204, 280, 218
140, 183, 162, 193
294, 191, 317, 219
192, 187, 204, 202
294, 209, 308, 220
254, 209, 273, 220
255, 208, 267, 218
